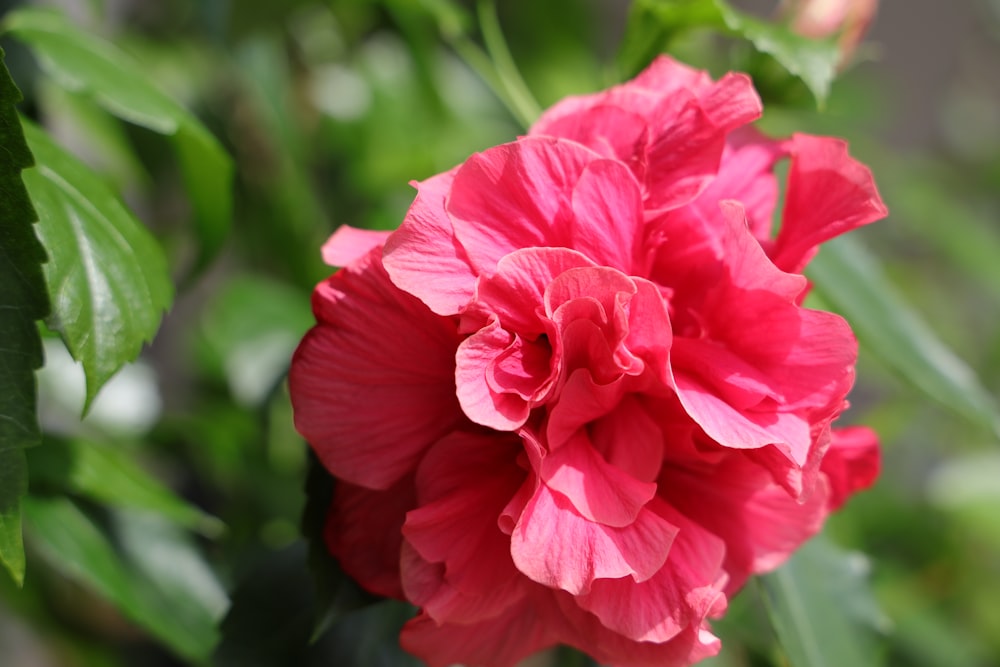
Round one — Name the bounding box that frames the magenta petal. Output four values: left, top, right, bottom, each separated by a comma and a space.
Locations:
320, 225, 391, 267
590, 395, 666, 483
455, 319, 531, 430
511, 483, 677, 595
474, 246, 597, 334
448, 137, 644, 274
772, 133, 888, 273
325, 477, 415, 599
400, 591, 562, 667
673, 368, 813, 464
289, 249, 463, 489
822, 425, 880, 510
662, 453, 830, 592
574, 501, 727, 643
690, 128, 787, 244
541, 431, 658, 527
382, 169, 478, 316
546, 367, 628, 449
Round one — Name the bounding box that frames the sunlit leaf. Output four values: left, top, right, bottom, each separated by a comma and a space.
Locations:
809, 235, 1000, 437
23, 496, 227, 662
27, 437, 223, 536
619, 0, 839, 105
4, 7, 232, 272
20, 120, 173, 411
760, 536, 888, 667
0, 47, 48, 586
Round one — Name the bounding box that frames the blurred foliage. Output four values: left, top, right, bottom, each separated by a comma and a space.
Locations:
0, 0, 999, 666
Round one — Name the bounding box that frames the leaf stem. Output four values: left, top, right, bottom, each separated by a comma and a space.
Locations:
475, 0, 541, 128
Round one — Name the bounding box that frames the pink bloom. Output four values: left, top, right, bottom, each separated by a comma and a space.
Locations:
782, 0, 879, 65
290, 56, 886, 667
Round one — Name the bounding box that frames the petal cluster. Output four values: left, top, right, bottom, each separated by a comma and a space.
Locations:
290, 56, 886, 667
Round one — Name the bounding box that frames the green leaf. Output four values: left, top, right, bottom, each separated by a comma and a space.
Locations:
0, 46, 49, 586
809, 235, 1000, 437
759, 536, 888, 667
4, 7, 233, 272
23, 496, 227, 662
27, 437, 223, 536
20, 119, 173, 412
618, 0, 840, 106
0, 449, 28, 585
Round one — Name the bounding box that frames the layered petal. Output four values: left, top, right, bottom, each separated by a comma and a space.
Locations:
447, 137, 645, 275
289, 248, 463, 489
511, 483, 677, 595
573, 501, 727, 643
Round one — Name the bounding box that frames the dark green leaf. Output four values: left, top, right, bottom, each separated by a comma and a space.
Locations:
809, 236, 1000, 437
618, 0, 840, 106
760, 536, 888, 667
27, 437, 223, 536
0, 46, 48, 586
20, 120, 173, 412
23, 496, 227, 662
4, 7, 233, 272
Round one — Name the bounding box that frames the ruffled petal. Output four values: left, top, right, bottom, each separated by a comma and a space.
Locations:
511, 483, 677, 595
540, 430, 658, 528
290, 248, 463, 489
574, 501, 727, 643
556, 590, 722, 667
448, 137, 644, 275
455, 318, 531, 430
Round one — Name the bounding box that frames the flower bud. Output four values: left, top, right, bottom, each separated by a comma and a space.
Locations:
783, 0, 878, 65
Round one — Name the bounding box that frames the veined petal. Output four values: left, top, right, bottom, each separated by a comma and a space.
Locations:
574, 501, 727, 643
511, 483, 677, 595
290, 249, 463, 489
540, 430, 658, 528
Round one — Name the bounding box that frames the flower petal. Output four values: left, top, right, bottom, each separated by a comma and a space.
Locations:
511, 483, 677, 595
540, 430, 658, 528
822, 425, 880, 510
382, 169, 478, 316
448, 137, 643, 274
325, 477, 414, 599
290, 248, 463, 489
771, 133, 888, 273
320, 225, 391, 267
574, 501, 727, 643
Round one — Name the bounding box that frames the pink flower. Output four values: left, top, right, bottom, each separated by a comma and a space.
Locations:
290, 56, 886, 667
782, 0, 879, 65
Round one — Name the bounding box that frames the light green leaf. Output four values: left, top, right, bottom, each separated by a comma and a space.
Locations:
0, 46, 48, 586
619, 0, 840, 105
27, 437, 223, 536
760, 536, 888, 667
809, 235, 1000, 437
23, 496, 227, 662
20, 119, 173, 412
0, 449, 28, 585
4, 7, 232, 271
